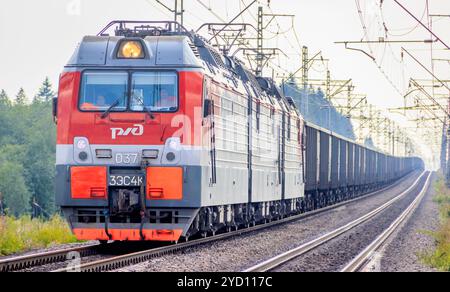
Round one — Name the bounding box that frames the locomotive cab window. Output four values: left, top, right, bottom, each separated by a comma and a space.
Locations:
79, 71, 178, 113
131, 72, 178, 112
80, 72, 128, 111
79, 72, 128, 111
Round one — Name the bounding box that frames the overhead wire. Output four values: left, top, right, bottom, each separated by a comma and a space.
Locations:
381, 1, 428, 37
355, 0, 405, 98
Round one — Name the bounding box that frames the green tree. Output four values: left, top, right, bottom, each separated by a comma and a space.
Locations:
0, 145, 31, 216
15, 88, 27, 105
34, 77, 55, 103
0, 81, 58, 217
0, 90, 11, 108
0, 90, 13, 146
0, 157, 31, 216
23, 105, 56, 215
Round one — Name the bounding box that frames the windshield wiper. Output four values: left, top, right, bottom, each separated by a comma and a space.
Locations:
101, 98, 121, 119
102, 99, 120, 120
135, 96, 155, 120
142, 104, 155, 120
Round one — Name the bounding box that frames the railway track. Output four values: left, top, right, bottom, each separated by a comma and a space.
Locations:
49, 172, 420, 272
0, 240, 169, 272
243, 171, 431, 272
0, 243, 103, 272
341, 171, 433, 272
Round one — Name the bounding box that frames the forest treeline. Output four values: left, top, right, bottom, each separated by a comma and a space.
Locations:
0, 78, 56, 217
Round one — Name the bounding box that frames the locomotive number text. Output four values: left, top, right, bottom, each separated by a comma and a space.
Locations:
115, 153, 139, 165
109, 175, 144, 187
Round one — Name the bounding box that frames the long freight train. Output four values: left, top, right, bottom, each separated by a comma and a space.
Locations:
54, 21, 423, 242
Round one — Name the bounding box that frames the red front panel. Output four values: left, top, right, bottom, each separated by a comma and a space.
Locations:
71, 166, 107, 199
73, 228, 183, 241
57, 71, 204, 146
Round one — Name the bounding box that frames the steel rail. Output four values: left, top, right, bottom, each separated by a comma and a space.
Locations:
0, 243, 103, 272
52, 172, 420, 272
243, 171, 428, 272
341, 172, 433, 272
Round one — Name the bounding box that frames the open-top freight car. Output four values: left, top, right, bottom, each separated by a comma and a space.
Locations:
303, 122, 423, 210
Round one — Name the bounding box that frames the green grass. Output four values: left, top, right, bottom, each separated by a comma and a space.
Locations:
421, 174, 450, 271
0, 215, 79, 256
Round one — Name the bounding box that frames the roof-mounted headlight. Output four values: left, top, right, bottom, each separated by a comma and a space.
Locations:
117, 40, 145, 59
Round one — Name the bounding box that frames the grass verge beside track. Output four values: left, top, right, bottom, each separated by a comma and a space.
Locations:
0, 215, 79, 256
422, 174, 450, 271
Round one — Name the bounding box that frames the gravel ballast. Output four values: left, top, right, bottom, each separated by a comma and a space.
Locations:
274, 173, 430, 272
116, 171, 426, 272
379, 174, 439, 272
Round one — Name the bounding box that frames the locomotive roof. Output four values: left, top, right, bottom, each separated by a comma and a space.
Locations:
66, 21, 300, 115
67, 35, 203, 68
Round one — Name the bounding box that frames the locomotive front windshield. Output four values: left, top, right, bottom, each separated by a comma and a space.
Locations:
131, 72, 178, 112
79, 72, 128, 111
79, 71, 178, 112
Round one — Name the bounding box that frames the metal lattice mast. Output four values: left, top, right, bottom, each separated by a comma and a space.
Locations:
175, 0, 184, 26
256, 6, 264, 77
302, 46, 309, 91
326, 70, 331, 100
155, 0, 184, 26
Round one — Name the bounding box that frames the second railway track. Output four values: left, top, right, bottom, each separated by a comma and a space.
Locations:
243, 171, 432, 272
341, 172, 433, 272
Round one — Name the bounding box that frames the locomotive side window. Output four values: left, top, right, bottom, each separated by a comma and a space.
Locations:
79, 72, 128, 111
131, 72, 178, 112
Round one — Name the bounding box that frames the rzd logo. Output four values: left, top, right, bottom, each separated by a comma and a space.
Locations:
111, 124, 144, 140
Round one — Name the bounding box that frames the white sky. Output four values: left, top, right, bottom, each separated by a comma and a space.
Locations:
0, 0, 449, 165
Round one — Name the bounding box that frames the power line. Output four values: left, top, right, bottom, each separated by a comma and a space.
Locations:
393, 0, 450, 49
195, 0, 226, 22
381, 1, 428, 37
154, 0, 185, 25
208, 0, 257, 42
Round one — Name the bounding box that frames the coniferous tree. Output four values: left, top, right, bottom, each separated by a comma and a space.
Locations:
15, 88, 27, 105
34, 77, 55, 103
0, 89, 11, 107
0, 145, 31, 216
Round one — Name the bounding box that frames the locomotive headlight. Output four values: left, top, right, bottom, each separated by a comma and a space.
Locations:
118, 40, 144, 59
163, 138, 181, 164
74, 137, 92, 164
166, 152, 176, 162
76, 139, 87, 150
169, 140, 179, 150
79, 152, 88, 161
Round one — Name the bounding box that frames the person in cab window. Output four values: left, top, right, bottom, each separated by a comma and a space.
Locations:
96, 95, 107, 108
81, 95, 107, 111
156, 89, 176, 109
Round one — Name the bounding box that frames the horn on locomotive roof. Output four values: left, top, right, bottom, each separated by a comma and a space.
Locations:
97, 20, 191, 38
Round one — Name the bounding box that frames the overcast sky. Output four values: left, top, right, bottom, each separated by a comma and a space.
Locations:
0, 0, 449, 164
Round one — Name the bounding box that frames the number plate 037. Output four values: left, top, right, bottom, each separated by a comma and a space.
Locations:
115, 153, 139, 165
